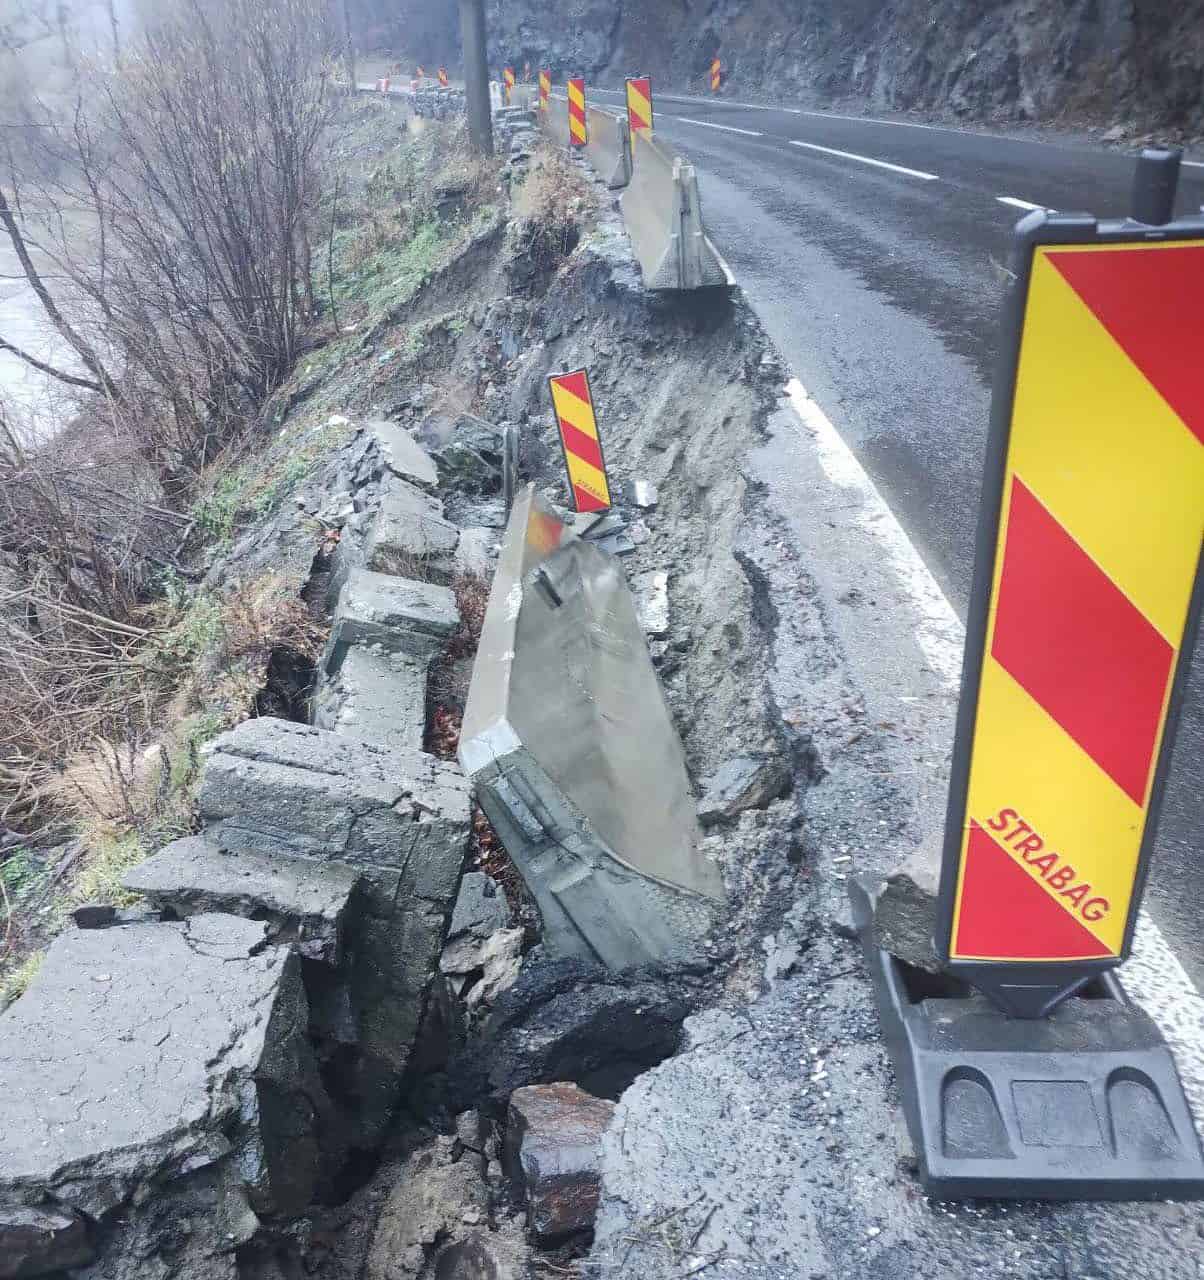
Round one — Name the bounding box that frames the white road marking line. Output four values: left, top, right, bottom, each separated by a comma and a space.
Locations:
784, 379, 962, 686
996, 196, 1046, 212
783, 373, 1204, 1132
789, 139, 940, 181
1184, 159, 1204, 169
674, 116, 763, 137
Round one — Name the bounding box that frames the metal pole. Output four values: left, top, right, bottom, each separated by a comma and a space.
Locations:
1131, 146, 1181, 226
458, 0, 494, 156
341, 0, 356, 94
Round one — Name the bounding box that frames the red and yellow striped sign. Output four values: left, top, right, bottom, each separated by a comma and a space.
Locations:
710, 58, 722, 92
568, 77, 587, 147
548, 368, 611, 514
438, 67, 449, 88
947, 240, 1204, 964
539, 69, 551, 112
626, 77, 653, 138
504, 66, 515, 103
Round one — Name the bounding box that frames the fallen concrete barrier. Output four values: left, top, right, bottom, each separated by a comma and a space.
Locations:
585, 104, 632, 189
621, 131, 732, 290
459, 485, 725, 970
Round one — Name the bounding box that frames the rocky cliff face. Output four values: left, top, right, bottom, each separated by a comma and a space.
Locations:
470, 0, 1202, 130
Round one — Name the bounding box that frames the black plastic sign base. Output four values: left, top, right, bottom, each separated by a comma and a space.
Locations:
851, 881, 1204, 1200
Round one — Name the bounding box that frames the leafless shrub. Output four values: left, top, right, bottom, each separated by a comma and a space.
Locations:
2, 0, 339, 488
0, 0, 340, 836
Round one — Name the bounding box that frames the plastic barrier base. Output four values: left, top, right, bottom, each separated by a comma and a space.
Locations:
850, 878, 1204, 1200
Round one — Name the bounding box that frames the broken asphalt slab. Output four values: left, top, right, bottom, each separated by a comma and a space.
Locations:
0, 914, 333, 1275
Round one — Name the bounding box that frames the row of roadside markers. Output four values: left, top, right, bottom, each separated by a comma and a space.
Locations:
536, 150, 1204, 1200
502, 68, 655, 158
376, 66, 451, 94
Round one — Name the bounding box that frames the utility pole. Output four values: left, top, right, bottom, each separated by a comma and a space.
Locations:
341, 0, 356, 94
458, 0, 493, 156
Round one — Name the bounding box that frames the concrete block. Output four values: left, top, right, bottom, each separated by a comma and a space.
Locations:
197, 718, 472, 1145
329, 568, 459, 659
368, 419, 438, 490
455, 526, 499, 579
867, 833, 943, 974
365, 476, 460, 583
199, 718, 469, 899
0, 915, 333, 1253
314, 644, 429, 756
123, 836, 361, 965
504, 1083, 616, 1238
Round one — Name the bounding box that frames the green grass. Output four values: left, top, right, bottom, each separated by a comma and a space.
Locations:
1, 846, 47, 900
193, 466, 252, 543
0, 952, 43, 1010
71, 831, 151, 911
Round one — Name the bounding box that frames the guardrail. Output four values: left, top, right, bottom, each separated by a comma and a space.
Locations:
459, 485, 725, 969
585, 104, 632, 189
623, 129, 732, 290
539, 88, 732, 291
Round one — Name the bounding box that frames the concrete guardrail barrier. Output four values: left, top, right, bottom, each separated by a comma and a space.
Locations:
459, 485, 726, 970
622, 130, 733, 291
585, 104, 632, 189
539, 93, 572, 149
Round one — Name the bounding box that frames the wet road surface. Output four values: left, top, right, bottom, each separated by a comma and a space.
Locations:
588, 85, 1204, 997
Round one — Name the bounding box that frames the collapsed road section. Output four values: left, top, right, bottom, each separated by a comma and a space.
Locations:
3, 57, 1204, 1280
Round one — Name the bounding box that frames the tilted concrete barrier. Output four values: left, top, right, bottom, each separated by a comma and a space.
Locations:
459, 486, 725, 970
585, 104, 632, 189
621, 130, 733, 290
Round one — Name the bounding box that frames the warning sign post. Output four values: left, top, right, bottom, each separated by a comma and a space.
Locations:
854, 148, 1204, 1200
937, 151, 1204, 1018
548, 368, 611, 514
626, 76, 653, 139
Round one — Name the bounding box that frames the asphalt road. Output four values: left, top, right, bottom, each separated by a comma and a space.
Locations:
587, 86, 1204, 997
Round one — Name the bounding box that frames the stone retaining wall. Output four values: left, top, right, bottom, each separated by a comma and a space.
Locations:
0, 421, 490, 1279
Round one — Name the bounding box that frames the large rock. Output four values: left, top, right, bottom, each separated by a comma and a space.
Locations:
198, 719, 472, 1146
368, 419, 438, 491
0, 915, 334, 1277
123, 836, 361, 965
697, 753, 792, 825
0, 1205, 91, 1278
505, 1084, 615, 1239
452, 956, 695, 1111
364, 1137, 529, 1280
865, 833, 943, 973
315, 568, 459, 757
